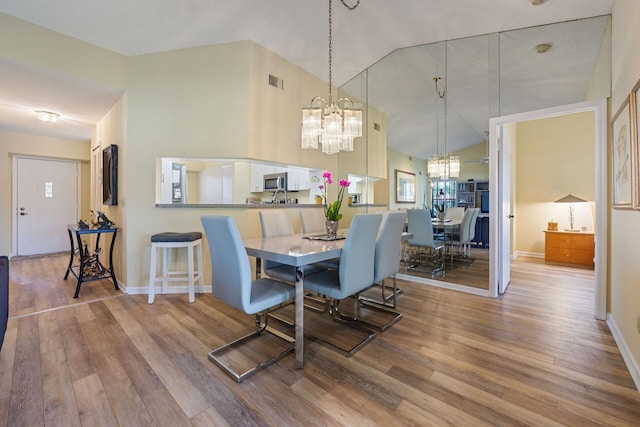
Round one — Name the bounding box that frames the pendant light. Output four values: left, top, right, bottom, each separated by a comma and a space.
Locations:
301, 0, 362, 155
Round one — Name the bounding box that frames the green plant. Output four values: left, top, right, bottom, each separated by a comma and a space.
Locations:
319, 171, 350, 221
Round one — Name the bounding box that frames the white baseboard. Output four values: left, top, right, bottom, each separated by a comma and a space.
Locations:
513, 251, 544, 259
124, 284, 212, 296
607, 314, 640, 392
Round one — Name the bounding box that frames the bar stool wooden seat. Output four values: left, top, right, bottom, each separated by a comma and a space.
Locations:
148, 231, 203, 304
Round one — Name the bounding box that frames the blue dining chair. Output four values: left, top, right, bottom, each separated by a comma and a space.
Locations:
258, 210, 325, 283
406, 209, 445, 276
371, 211, 407, 308
301, 214, 382, 354
356, 211, 406, 330
200, 215, 295, 383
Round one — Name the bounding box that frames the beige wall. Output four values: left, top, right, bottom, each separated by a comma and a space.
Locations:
609, 0, 640, 377
121, 41, 337, 289
514, 112, 596, 255
0, 131, 91, 255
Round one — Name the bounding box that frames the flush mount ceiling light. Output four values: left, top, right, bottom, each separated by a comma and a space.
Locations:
530, 0, 548, 6
35, 110, 59, 123
301, 0, 362, 155
535, 43, 552, 54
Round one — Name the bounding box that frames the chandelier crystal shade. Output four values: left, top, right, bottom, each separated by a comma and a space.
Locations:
301, 0, 362, 155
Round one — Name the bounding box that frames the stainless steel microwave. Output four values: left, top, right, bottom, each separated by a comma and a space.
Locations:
263, 172, 287, 191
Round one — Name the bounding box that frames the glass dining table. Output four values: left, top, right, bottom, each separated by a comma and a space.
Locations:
242, 233, 345, 369
243, 229, 413, 368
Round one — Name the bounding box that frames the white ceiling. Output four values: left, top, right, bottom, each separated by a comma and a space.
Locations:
0, 0, 614, 154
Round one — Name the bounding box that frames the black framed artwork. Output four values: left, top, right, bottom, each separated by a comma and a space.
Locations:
102, 145, 118, 206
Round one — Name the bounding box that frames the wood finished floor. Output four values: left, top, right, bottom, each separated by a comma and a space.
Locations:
1, 254, 638, 426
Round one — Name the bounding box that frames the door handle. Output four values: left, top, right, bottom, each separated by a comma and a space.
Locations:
20, 212, 28, 216
507, 214, 515, 219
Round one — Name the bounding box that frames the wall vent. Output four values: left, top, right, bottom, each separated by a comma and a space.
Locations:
268, 74, 284, 90
373, 122, 381, 131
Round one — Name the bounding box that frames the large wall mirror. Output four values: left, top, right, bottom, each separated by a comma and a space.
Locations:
339, 15, 610, 290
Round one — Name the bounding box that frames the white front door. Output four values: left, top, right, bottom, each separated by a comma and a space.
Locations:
16, 157, 80, 255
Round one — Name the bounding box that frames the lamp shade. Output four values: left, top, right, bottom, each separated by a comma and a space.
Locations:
554, 194, 587, 203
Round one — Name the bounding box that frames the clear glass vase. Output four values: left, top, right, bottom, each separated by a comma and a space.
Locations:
325, 220, 339, 239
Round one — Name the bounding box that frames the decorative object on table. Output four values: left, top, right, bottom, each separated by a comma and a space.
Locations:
318, 171, 350, 239
90, 210, 116, 229
611, 96, 633, 210
395, 169, 416, 203
547, 216, 558, 231
554, 194, 587, 232
77, 219, 90, 230
300, 0, 362, 155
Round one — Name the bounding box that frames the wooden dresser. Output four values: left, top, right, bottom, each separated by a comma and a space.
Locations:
544, 230, 594, 267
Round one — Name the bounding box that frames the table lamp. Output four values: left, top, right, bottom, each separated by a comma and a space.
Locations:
554, 194, 587, 232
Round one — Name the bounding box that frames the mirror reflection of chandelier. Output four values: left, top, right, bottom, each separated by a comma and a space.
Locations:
301, 0, 362, 155
427, 69, 460, 179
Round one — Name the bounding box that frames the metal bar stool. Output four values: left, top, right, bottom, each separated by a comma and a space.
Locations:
148, 232, 203, 304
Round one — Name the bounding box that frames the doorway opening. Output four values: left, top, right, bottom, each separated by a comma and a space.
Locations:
490, 98, 607, 320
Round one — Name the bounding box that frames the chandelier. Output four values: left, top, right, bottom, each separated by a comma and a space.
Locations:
427, 73, 459, 179
301, 0, 362, 155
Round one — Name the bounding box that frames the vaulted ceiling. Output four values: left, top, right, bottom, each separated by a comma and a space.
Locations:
0, 0, 614, 157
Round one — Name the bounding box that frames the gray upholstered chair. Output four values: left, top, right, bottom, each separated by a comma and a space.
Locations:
360, 211, 406, 309
200, 215, 295, 382
299, 208, 326, 234
448, 207, 479, 260
406, 209, 445, 276
258, 210, 299, 282
373, 211, 407, 308
355, 211, 406, 331
445, 206, 465, 221
301, 214, 382, 354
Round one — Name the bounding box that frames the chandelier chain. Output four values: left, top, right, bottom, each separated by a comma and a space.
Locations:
340, 0, 360, 10
328, 0, 333, 103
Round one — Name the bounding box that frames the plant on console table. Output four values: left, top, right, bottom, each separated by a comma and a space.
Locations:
318, 171, 350, 239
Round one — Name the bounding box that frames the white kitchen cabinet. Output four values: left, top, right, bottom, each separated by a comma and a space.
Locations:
287, 168, 310, 191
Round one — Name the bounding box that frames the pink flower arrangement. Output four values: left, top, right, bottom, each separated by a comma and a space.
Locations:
318, 171, 350, 221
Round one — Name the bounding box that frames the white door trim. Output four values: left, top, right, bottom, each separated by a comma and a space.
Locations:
11, 155, 82, 258
489, 98, 607, 320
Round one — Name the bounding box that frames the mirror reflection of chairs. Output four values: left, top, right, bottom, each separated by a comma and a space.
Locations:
405, 209, 445, 276
201, 215, 295, 383
445, 207, 479, 265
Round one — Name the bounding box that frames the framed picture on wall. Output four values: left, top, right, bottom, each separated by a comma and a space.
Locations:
632, 78, 640, 210
611, 96, 633, 209
102, 145, 118, 206
395, 170, 416, 203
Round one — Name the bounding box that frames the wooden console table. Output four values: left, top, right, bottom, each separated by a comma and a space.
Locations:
64, 225, 119, 298
544, 230, 594, 267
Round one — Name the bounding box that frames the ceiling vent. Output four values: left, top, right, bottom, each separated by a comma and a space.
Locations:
268, 74, 284, 90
